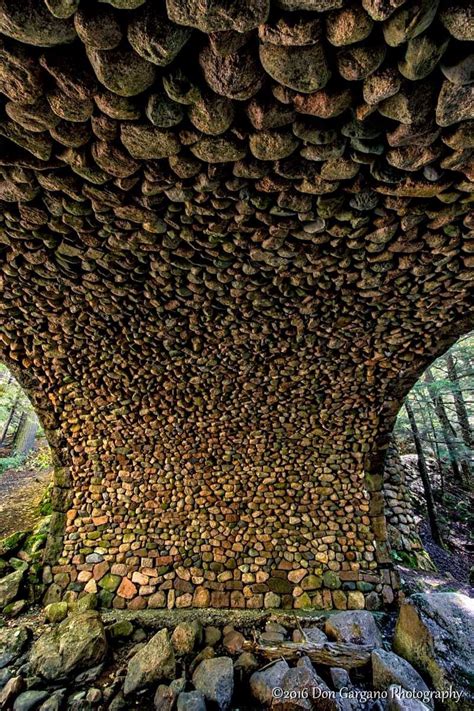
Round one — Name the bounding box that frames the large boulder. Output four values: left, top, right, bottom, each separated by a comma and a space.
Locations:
387, 685, 431, 710
192, 657, 234, 711
372, 649, 431, 701
393, 593, 474, 711
0, 560, 27, 609
273, 657, 338, 711
177, 691, 206, 711
29, 610, 107, 681
250, 660, 290, 706
0, 627, 30, 668
325, 611, 383, 647
0, 676, 24, 708
13, 689, 49, 710
124, 628, 176, 695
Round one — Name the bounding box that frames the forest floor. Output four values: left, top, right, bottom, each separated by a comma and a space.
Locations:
420, 518, 473, 585
399, 516, 473, 598
395, 455, 474, 597
0, 462, 51, 539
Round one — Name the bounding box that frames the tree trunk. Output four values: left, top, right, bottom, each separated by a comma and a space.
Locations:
242, 639, 374, 669
405, 400, 444, 548
424, 368, 463, 484
414, 392, 444, 496
13, 412, 38, 457
428, 408, 445, 498
12, 411, 26, 444
0, 390, 20, 448
446, 354, 472, 487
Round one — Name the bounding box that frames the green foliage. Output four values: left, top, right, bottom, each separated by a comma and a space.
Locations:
27, 445, 53, 471
393, 333, 473, 555
0, 454, 25, 475
0, 364, 44, 449
0, 364, 31, 422
390, 549, 418, 569
394, 333, 473, 483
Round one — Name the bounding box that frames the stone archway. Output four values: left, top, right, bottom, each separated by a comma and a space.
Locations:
364, 320, 474, 592
0, 357, 71, 567
0, 1, 472, 609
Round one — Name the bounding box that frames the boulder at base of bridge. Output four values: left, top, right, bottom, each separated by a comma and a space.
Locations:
393, 592, 474, 711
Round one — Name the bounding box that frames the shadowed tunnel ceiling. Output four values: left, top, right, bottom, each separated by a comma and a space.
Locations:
0, 0, 472, 610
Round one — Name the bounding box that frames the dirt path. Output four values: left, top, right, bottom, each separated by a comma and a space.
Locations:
0, 465, 52, 539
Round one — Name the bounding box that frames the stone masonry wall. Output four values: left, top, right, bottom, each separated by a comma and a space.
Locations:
384, 448, 436, 571
37, 322, 397, 612
383, 447, 435, 570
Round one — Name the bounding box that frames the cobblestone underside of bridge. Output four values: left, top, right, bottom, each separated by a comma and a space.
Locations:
0, 1, 473, 610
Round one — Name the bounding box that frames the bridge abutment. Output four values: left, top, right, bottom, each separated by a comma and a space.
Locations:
10, 324, 403, 611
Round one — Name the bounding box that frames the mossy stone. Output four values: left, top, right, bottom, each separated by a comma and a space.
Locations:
70, 593, 98, 614
301, 575, 323, 591
108, 619, 134, 640
45, 601, 68, 623
268, 577, 292, 594
0, 531, 28, 557
294, 593, 312, 610
323, 571, 342, 589
98, 589, 114, 608
99, 574, 121, 592
24, 533, 47, 555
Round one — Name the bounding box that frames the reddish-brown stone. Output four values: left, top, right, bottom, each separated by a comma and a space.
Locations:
116, 578, 138, 600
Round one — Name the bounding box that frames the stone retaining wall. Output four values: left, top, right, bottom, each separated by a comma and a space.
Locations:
38, 428, 430, 611
384, 449, 435, 571
39, 334, 400, 612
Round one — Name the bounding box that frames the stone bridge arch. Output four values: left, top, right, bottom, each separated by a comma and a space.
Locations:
363, 318, 474, 595
0, 354, 72, 565
0, 0, 472, 609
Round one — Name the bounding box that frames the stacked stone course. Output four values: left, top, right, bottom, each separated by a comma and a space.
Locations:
383, 448, 436, 571
0, 0, 472, 608
41, 340, 395, 611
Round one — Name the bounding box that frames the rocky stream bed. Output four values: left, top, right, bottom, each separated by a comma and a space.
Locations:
1, 591, 473, 711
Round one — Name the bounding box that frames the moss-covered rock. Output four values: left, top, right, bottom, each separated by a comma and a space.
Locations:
30, 610, 107, 681
393, 593, 474, 711
0, 530, 28, 557
108, 619, 134, 640
45, 601, 68, 623
98, 573, 121, 592
323, 571, 342, 589
69, 593, 98, 615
